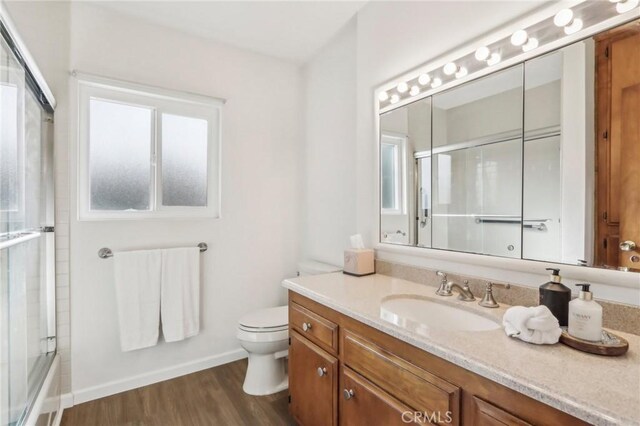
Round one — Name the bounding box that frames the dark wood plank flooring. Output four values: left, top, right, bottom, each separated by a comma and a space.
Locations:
61, 359, 295, 426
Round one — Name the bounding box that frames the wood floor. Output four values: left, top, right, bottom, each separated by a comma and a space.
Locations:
61, 359, 295, 426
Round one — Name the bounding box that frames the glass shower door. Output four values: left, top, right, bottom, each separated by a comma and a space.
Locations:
0, 32, 56, 426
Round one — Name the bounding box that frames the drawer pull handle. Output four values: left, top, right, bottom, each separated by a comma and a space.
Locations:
317, 367, 327, 377
302, 322, 312, 332
343, 389, 355, 400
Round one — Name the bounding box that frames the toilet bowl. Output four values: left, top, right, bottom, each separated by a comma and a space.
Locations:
237, 306, 289, 396
237, 260, 341, 396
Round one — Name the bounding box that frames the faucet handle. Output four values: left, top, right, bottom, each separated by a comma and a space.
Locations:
478, 281, 510, 308
436, 271, 447, 281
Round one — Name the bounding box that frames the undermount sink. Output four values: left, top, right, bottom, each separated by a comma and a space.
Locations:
380, 295, 501, 333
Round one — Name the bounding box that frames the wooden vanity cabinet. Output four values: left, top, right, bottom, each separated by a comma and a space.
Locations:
289, 331, 338, 426
288, 292, 588, 426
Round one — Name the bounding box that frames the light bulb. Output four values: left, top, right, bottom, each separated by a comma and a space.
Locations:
397, 82, 408, 93
554, 9, 574, 27
443, 62, 458, 75
409, 86, 420, 96
487, 53, 501, 66
511, 29, 528, 46
378, 91, 389, 102
455, 67, 468, 78
522, 37, 539, 52
475, 46, 490, 61
564, 18, 583, 35
616, 0, 639, 13
390, 94, 400, 104
431, 78, 442, 89
418, 73, 431, 85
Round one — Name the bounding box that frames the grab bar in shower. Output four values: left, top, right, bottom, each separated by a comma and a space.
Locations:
98, 242, 208, 259
473, 217, 549, 231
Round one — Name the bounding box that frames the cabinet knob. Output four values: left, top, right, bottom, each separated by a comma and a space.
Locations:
317, 367, 327, 377
343, 389, 355, 400
302, 322, 312, 332
620, 240, 637, 252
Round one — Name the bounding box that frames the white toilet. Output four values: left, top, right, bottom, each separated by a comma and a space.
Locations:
237, 260, 341, 396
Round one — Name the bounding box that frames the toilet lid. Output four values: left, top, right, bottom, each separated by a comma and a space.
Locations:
239, 305, 288, 330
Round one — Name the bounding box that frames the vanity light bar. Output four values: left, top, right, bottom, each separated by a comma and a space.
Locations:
377, 0, 639, 109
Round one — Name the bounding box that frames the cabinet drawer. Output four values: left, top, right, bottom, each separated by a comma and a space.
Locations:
341, 367, 426, 425
471, 396, 533, 426
290, 302, 338, 354
343, 331, 460, 426
289, 331, 338, 426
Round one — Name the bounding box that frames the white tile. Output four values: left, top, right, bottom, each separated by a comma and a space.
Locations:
56, 274, 69, 287
56, 249, 69, 261
56, 261, 69, 274
56, 286, 70, 300
57, 299, 69, 313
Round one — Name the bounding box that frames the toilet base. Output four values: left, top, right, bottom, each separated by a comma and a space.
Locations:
242, 352, 288, 396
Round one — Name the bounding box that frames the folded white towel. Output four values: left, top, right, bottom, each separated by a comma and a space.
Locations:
161, 247, 200, 342
503, 305, 562, 345
114, 250, 162, 351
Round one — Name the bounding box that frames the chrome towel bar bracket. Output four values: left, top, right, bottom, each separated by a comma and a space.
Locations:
98, 242, 208, 259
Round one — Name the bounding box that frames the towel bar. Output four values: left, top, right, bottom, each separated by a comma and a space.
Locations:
98, 243, 208, 259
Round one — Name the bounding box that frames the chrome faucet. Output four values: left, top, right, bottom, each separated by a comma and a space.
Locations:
478, 281, 510, 308
435, 271, 450, 296
445, 280, 476, 301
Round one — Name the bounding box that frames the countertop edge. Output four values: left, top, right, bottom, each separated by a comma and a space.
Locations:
283, 279, 633, 426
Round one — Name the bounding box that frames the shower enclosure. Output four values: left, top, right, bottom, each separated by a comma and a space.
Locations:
0, 14, 57, 426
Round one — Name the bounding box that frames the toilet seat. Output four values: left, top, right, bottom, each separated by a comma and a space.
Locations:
238, 306, 288, 330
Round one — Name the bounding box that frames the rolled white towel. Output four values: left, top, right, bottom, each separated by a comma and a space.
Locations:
503, 305, 562, 345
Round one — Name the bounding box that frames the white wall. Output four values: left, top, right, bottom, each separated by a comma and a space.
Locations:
65, 3, 302, 401
301, 20, 357, 267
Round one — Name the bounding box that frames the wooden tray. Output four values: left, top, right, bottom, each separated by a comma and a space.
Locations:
560, 329, 629, 356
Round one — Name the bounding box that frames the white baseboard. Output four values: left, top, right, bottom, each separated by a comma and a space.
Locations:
71, 349, 247, 406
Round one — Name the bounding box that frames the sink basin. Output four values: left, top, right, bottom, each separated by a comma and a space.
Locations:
380, 295, 501, 333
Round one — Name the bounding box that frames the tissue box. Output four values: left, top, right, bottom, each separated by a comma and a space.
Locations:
343, 249, 375, 277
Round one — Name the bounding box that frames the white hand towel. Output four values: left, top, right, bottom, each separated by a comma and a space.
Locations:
161, 247, 200, 342
503, 305, 562, 345
114, 250, 162, 352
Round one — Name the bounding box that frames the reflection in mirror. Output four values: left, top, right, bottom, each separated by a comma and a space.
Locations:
431, 66, 523, 258
523, 42, 595, 266
377, 19, 640, 273
380, 98, 431, 246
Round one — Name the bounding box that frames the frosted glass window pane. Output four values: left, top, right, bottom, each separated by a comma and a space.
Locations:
89, 99, 152, 211
381, 143, 396, 210
161, 113, 208, 207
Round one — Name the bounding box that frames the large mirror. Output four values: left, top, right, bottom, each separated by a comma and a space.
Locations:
379, 20, 640, 272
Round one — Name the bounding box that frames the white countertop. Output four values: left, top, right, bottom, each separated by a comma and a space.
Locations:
282, 272, 640, 426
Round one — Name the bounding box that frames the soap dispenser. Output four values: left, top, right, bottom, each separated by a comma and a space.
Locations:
539, 268, 571, 326
568, 284, 603, 342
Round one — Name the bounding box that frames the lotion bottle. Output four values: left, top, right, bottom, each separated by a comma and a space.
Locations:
568, 284, 603, 342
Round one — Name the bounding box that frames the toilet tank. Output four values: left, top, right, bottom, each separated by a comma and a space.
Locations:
297, 260, 342, 276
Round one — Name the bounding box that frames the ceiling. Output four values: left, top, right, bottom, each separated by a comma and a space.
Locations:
92, 1, 366, 64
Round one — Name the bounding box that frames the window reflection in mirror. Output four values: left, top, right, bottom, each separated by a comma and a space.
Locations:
432, 66, 523, 258
380, 98, 432, 246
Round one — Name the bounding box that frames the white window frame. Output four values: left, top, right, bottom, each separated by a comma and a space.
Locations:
380, 133, 407, 215
76, 73, 223, 220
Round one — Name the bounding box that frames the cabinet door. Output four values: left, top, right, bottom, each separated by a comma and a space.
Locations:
471, 396, 532, 426
340, 367, 425, 426
289, 331, 337, 426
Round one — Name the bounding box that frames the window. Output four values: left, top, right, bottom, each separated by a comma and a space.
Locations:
380, 133, 406, 215
77, 74, 222, 219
